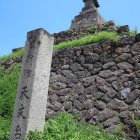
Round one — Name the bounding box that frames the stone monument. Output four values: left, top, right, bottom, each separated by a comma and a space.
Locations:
70, 0, 105, 29
9, 28, 54, 140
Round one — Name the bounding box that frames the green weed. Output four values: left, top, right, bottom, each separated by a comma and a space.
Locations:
54, 32, 119, 51
0, 63, 20, 139
25, 113, 125, 140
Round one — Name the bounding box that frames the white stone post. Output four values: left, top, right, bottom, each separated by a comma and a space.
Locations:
9, 28, 54, 140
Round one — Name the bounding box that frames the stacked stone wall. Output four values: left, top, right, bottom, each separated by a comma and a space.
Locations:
48, 36, 140, 139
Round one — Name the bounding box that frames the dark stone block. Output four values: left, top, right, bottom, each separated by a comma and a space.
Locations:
117, 25, 130, 34
135, 33, 140, 42
103, 116, 120, 128
97, 109, 116, 122
74, 100, 85, 111
125, 89, 140, 104
131, 42, 140, 55
107, 99, 128, 112
85, 108, 99, 120
94, 100, 106, 110
53, 101, 62, 111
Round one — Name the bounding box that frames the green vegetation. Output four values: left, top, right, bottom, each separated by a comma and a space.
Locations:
132, 117, 140, 135
0, 64, 20, 139
24, 113, 125, 140
54, 31, 119, 51
0, 49, 24, 61
0, 31, 120, 62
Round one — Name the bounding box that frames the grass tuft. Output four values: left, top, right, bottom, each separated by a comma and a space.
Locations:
25, 113, 124, 140
0, 31, 119, 62
54, 31, 119, 51
0, 49, 24, 61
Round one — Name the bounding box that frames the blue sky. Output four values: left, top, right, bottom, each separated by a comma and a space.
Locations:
0, 0, 140, 57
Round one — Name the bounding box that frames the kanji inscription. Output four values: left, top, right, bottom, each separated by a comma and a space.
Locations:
20, 86, 29, 100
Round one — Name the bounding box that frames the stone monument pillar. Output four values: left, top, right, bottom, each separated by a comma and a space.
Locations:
9, 28, 54, 140
70, 0, 105, 30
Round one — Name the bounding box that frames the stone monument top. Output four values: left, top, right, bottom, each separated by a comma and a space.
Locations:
83, 0, 100, 9
70, 0, 104, 30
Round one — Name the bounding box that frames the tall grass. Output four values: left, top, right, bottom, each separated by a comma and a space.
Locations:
53, 31, 119, 51
25, 113, 125, 140
0, 31, 119, 62
0, 48, 24, 61
0, 64, 20, 140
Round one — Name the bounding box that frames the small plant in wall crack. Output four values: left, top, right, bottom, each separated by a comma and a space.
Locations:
132, 117, 140, 137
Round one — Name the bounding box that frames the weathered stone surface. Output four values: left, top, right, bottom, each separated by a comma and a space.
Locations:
84, 99, 93, 109
61, 70, 74, 77
106, 125, 120, 134
134, 63, 140, 71
50, 94, 59, 102
85, 85, 96, 94
117, 62, 133, 72
83, 45, 93, 56
107, 99, 128, 111
92, 91, 104, 100
75, 85, 85, 95
131, 42, 140, 55
115, 53, 132, 63
79, 94, 86, 102
135, 33, 140, 42
53, 101, 62, 111
97, 109, 116, 122
115, 36, 135, 46
85, 53, 100, 63
62, 65, 69, 70
52, 82, 67, 90
100, 53, 114, 63
94, 100, 106, 110
56, 88, 71, 96
85, 108, 99, 120
50, 74, 66, 84
102, 90, 117, 103
83, 76, 96, 87
119, 111, 130, 119
113, 70, 124, 76
123, 45, 131, 53
117, 25, 130, 34
99, 70, 114, 79
74, 100, 85, 111
103, 116, 120, 128
125, 89, 140, 104
70, 62, 84, 72
64, 101, 72, 111
83, 64, 93, 71
74, 70, 89, 78
119, 87, 131, 100
10, 29, 54, 140
106, 76, 117, 83
102, 62, 116, 70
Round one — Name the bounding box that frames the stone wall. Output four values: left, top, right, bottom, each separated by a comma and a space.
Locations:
1, 34, 140, 139
47, 35, 140, 139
